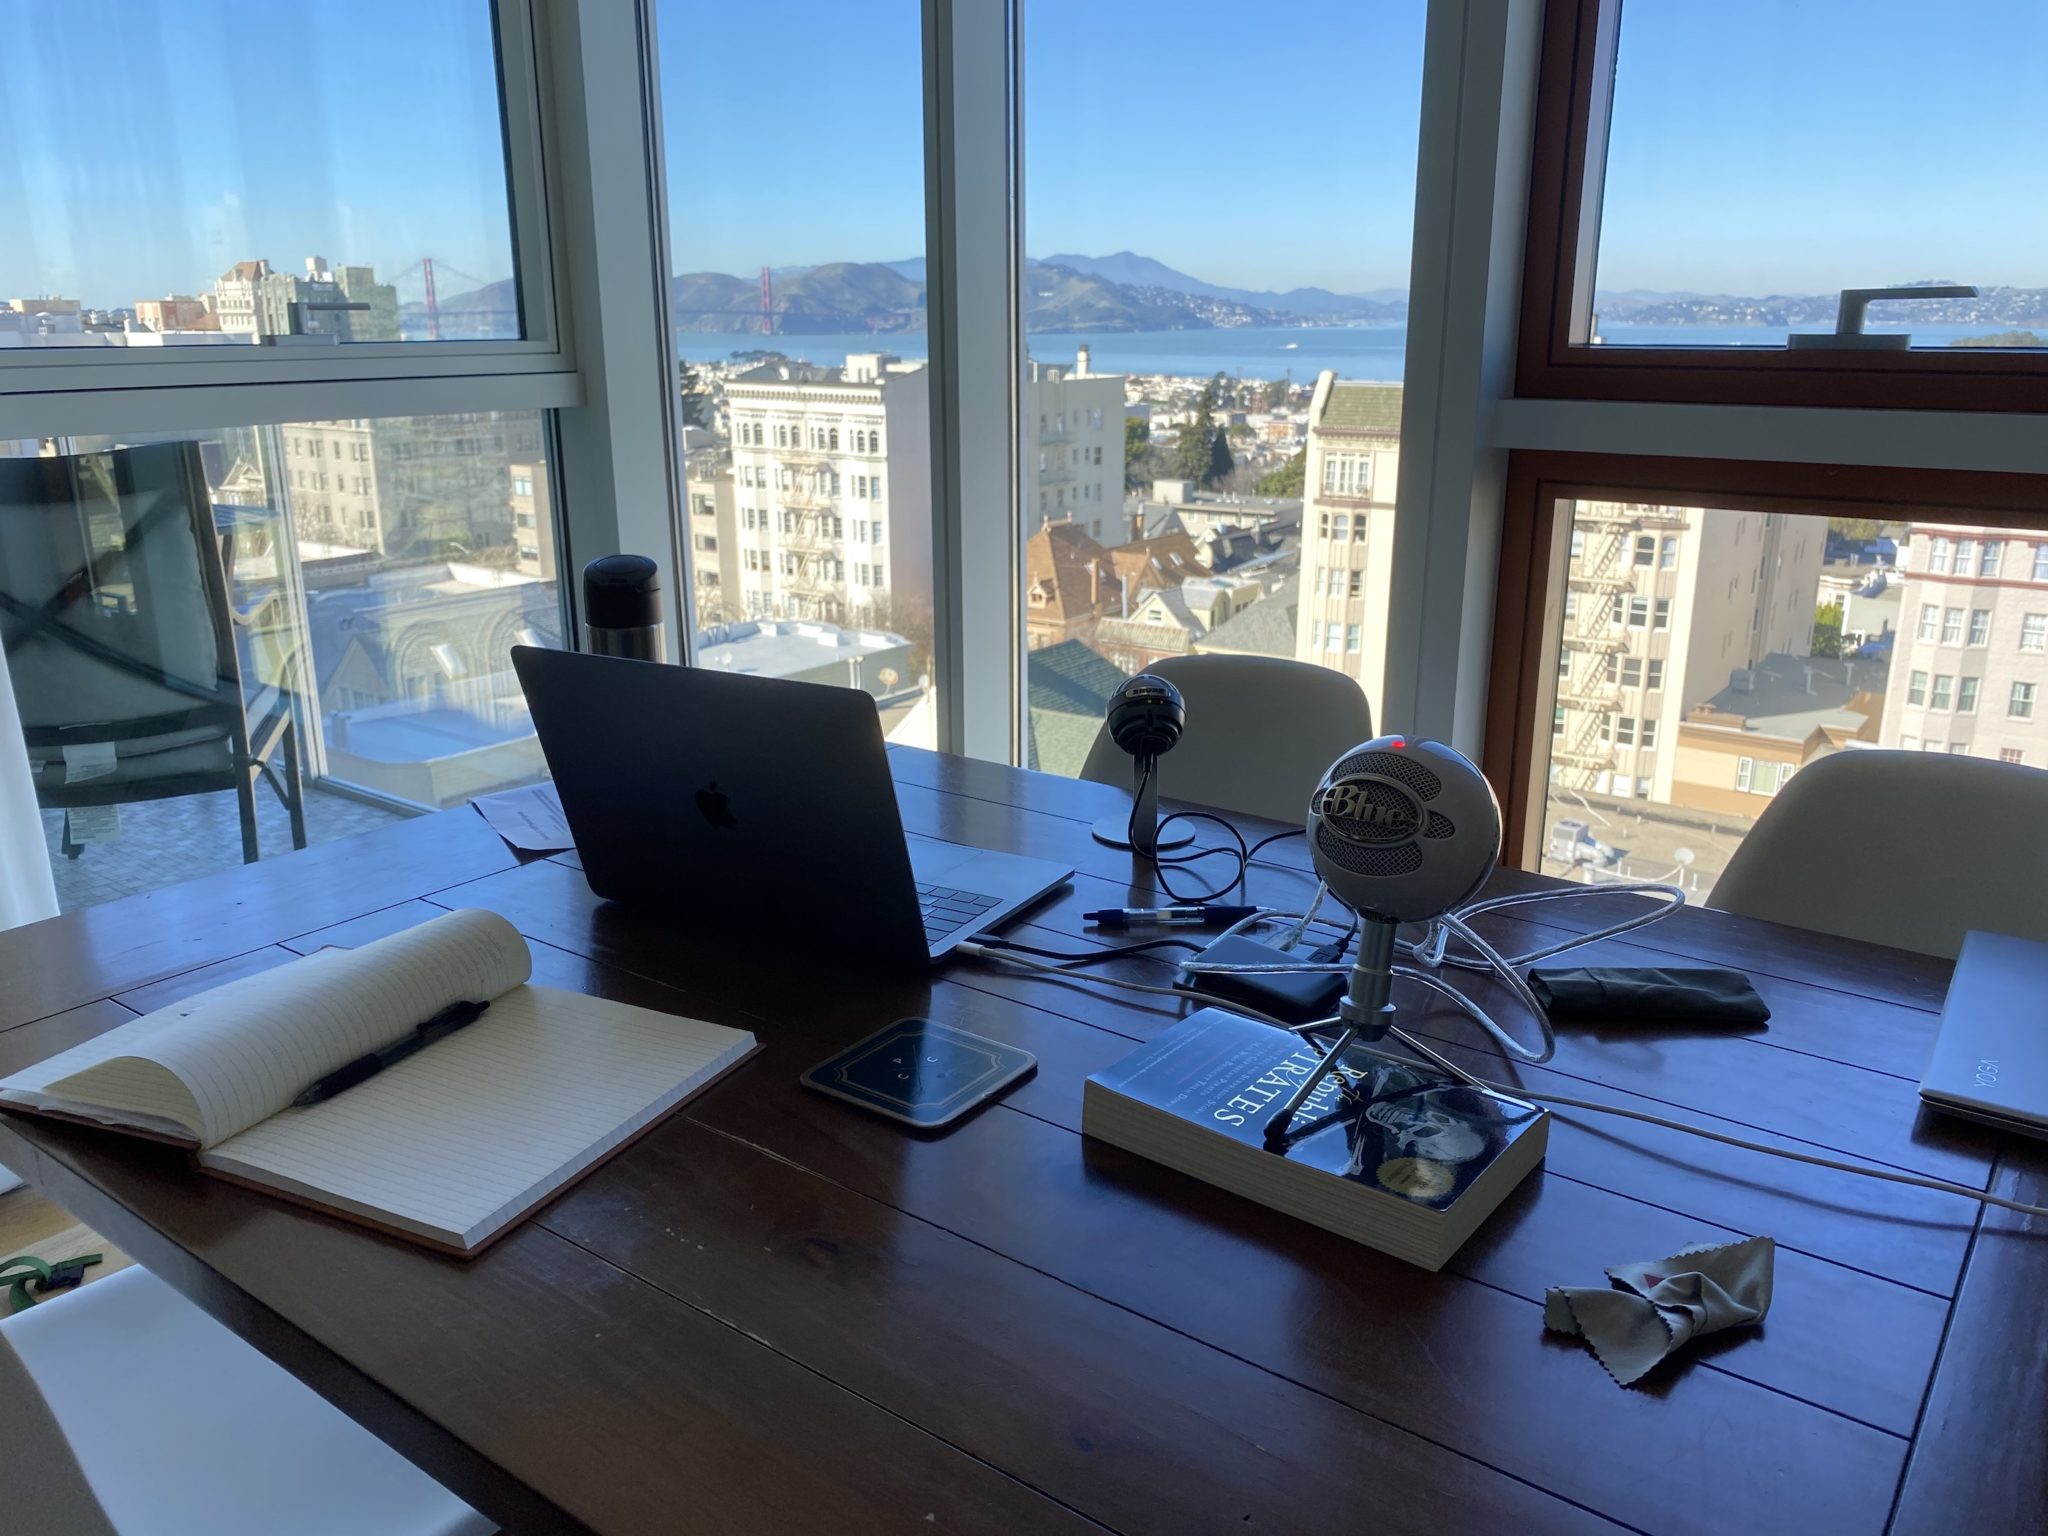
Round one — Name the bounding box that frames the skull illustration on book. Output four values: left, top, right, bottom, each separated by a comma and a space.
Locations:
1366, 1097, 1488, 1165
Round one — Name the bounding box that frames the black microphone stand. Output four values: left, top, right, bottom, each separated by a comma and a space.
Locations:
1090, 752, 1195, 853
1263, 918, 1399, 1142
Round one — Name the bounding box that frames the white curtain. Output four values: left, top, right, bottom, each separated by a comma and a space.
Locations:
0, 638, 57, 932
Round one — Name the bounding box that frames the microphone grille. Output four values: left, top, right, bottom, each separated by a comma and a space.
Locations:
1423, 811, 1456, 839
1332, 749, 1442, 800
1314, 823, 1424, 877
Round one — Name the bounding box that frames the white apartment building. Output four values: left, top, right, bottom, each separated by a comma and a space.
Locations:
1557, 504, 1822, 801
725, 354, 932, 625
683, 446, 739, 624
1879, 524, 2048, 767
509, 463, 554, 582
1294, 373, 1402, 706
1026, 345, 1124, 541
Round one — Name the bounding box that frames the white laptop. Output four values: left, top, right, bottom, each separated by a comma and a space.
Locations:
1919, 930, 2048, 1138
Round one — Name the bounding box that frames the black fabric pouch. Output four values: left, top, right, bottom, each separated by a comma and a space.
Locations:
1526, 967, 1771, 1028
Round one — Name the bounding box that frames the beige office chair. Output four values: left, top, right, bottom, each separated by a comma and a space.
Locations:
1078, 654, 1372, 823
1710, 749, 2048, 959
0, 1264, 494, 1536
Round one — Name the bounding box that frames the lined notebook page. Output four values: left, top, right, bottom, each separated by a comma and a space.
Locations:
0, 909, 531, 1147
199, 985, 756, 1251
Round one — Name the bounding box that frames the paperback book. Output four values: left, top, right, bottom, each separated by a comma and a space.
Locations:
1083, 1008, 1547, 1270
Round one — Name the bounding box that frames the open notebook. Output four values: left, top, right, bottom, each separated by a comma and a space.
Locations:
0, 910, 758, 1256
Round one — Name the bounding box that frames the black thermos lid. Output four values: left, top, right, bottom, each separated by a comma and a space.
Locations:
583, 555, 662, 630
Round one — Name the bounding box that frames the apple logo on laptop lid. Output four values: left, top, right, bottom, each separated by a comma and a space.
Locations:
695, 781, 737, 829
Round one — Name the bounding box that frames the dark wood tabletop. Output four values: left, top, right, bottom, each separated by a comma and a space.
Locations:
1, 745, 2042, 1535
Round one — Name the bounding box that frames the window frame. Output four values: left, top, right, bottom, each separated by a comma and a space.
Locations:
1485, 450, 2048, 864
1, 0, 694, 659
1516, 0, 2048, 413
0, 0, 572, 418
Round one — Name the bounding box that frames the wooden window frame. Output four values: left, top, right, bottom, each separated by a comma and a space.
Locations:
1518, 0, 2048, 413
1483, 450, 2048, 866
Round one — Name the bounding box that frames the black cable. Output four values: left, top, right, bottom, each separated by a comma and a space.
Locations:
1121, 765, 1351, 931
974, 935, 1205, 967
1150, 812, 1252, 902
1246, 827, 1306, 863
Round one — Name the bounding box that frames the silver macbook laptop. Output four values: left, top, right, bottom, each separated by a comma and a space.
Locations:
511, 646, 1072, 968
1919, 930, 2048, 1138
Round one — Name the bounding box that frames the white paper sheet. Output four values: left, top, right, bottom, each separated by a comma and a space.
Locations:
471, 782, 574, 852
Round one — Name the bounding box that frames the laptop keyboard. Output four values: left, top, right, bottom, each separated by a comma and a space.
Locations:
917, 882, 1003, 944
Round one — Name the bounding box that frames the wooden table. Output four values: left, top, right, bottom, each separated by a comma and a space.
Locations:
2, 746, 2042, 1535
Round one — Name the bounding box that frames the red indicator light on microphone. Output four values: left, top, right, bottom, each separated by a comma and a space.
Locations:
1389, 736, 1406, 749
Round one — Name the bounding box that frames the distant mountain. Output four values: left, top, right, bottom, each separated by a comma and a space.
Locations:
665, 255, 1290, 335
670, 262, 924, 335
1025, 263, 1237, 331
1593, 283, 2048, 329
398, 277, 519, 339
658, 250, 1409, 334
1041, 251, 1406, 323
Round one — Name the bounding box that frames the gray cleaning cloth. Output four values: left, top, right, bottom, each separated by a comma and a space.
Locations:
1544, 1235, 1774, 1386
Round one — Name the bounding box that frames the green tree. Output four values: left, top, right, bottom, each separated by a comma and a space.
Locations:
1263, 376, 1292, 411
1122, 415, 1152, 490
1207, 427, 1235, 485
1257, 447, 1306, 497
679, 361, 711, 428
1811, 601, 1844, 659
1171, 421, 1214, 483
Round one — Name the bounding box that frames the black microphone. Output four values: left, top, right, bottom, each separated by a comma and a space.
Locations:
1093, 673, 1186, 858
1266, 735, 1503, 1141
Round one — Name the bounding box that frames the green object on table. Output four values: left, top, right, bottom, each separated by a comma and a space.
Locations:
1, 1252, 103, 1313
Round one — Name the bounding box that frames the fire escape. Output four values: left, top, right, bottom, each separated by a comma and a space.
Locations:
1553, 504, 1688, 790
775, 462, 844, 621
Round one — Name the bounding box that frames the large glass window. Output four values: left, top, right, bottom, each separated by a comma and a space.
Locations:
0, 1, 522, 347
1019, 0, 1424, 775
1532, 495, 2048, 899
0, 415, 559, 910
655, 0, 936, 749
1593, 1, 2047, 353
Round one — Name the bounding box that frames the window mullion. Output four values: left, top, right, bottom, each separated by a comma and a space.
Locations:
922, 0, 1023, 762
536, 0, 688, 651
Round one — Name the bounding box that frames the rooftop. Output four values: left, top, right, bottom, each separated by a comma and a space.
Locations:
1025, 638, 1126, 776
1317, 381, 1403, 433
1193, 578, 1300, 659
1106, 530, 1202, 592
1026, 519, 1119, 621
696, 618, 912, 681
1694, 652, 1892, 740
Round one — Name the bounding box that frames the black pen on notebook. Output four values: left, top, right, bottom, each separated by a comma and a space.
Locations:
1083, 905, 1260, 929
292, 999, 490, 1107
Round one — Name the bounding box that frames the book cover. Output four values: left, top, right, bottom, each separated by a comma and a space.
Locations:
1086, 1008, 1544, 1215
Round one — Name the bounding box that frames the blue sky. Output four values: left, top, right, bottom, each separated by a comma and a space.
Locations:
4, 0, 2043, 309
658, 0, 1426, 295
0, 0, 512, 308
1600, 0, 2048, 293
